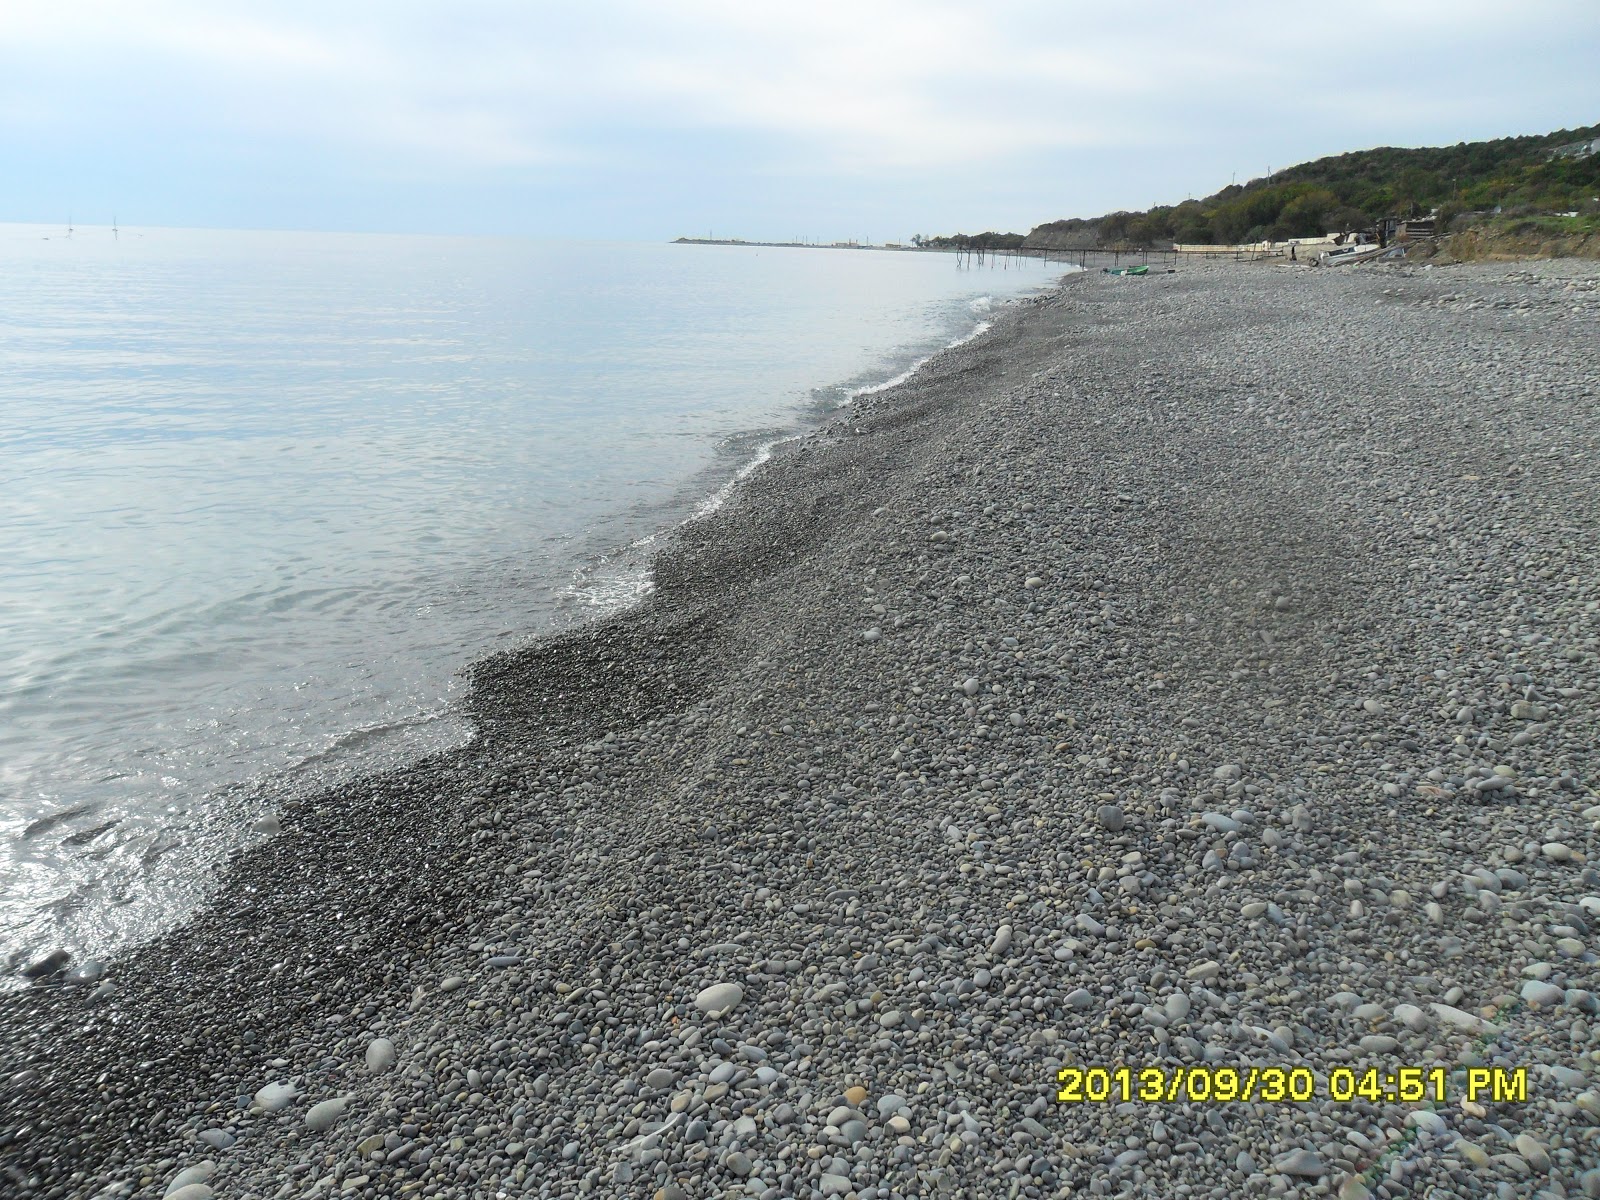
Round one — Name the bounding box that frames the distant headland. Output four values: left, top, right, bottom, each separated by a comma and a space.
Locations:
672, 237, 923, 251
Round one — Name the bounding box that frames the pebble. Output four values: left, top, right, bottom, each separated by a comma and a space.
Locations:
303, 1096, 348, 1133
253, 1082, 296, 1112
1521, 980, 1565, 1008
1515, 1133, 1551, 1172
1273, 1148, 1327, 1177
1393, 1003, 1430, 1032
163, 1162, 217, 1197
62, 960, 105, 985
20, 949, 69, 979
1432, 1003, 1497, 1033
5, 258, 1599, 1200
989, 924, 1013, 957
1407, 1110, 1446, 1134
364, 1037, 396, 1074
1459, 1141, 1490, 1167
694, 982, 744, 1016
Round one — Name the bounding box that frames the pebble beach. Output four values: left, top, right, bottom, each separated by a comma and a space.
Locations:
3, 258, 1600, 1199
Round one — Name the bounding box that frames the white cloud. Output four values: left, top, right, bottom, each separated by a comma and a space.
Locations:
0, 0, 1347, 171
0, 0, 1594, 229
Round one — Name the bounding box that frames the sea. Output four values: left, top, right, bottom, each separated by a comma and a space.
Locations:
0, 224, 1076, 976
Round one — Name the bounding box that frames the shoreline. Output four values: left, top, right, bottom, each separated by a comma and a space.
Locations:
0, 270, 1054, 982
4, 259, 1599, 1199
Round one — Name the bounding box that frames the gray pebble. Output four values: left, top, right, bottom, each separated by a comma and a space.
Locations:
364, 1037, 396, 1074
303, 1096, 348, 1133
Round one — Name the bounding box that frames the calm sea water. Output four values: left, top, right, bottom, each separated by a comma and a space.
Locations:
0, 224, 1074, 972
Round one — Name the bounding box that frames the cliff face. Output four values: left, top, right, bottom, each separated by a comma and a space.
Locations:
1448, 226, 1599, 261
1021, 221, 1105, 250
1409, 224, 1600, 262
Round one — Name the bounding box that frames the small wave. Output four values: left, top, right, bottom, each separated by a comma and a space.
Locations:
846, 317, 994, 403
22, 803, 97, 840
561, 561, 656, 612
286, 705, 468, 775
58, 818, 120, 848
691, 434, 797, 519
553, 291, 1027, 625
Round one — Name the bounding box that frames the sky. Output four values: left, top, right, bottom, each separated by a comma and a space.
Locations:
2, 0, 1597, 241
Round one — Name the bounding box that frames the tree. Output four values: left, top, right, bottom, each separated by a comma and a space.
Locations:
1325, 206, 1371, 234
1097, 211, 1133, 243
1276, 187, 1341, 237
953, 120, 1600, 253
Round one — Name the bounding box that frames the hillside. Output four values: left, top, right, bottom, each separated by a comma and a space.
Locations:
1020, 123, 1600, 250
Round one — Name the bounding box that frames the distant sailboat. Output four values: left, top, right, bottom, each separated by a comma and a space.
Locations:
112, 214, 118, 240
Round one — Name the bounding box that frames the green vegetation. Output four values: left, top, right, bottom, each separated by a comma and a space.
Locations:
1017, 123, 1600, 249
914, 231, 1027, 251
1474, 211, 1600, 237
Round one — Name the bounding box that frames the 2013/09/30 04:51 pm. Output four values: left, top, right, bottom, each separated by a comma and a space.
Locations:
1055, 1065, 1530, 1104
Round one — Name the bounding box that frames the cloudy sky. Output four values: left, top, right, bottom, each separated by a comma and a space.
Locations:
3, 0, 1596, 240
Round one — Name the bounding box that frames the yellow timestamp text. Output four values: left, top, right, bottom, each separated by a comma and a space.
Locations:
1055, 1065, 1529, 1104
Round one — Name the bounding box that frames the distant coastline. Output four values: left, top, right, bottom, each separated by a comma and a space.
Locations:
672, 237, 927, 251
671, 238, 1200, 265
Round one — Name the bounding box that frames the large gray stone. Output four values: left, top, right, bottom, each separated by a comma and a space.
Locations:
364, 1037, 397, 1074
694, 982, 744, 1016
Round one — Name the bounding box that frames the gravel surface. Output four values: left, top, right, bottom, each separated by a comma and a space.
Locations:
3, 258, 1599, 1200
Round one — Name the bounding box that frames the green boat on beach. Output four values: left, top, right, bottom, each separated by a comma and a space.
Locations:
1104, 265, 1149, 276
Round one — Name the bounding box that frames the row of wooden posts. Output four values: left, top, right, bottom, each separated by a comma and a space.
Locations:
951, 245, 1279, 268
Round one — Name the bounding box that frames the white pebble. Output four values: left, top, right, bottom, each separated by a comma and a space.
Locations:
694, 982, 744, 1016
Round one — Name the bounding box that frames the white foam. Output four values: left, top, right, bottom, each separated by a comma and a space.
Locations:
573, 289, 1028, 616
562, 561, 657, 612
691, 433, 799, 520
557, 436, 787, 623
846, 317, 994, 403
